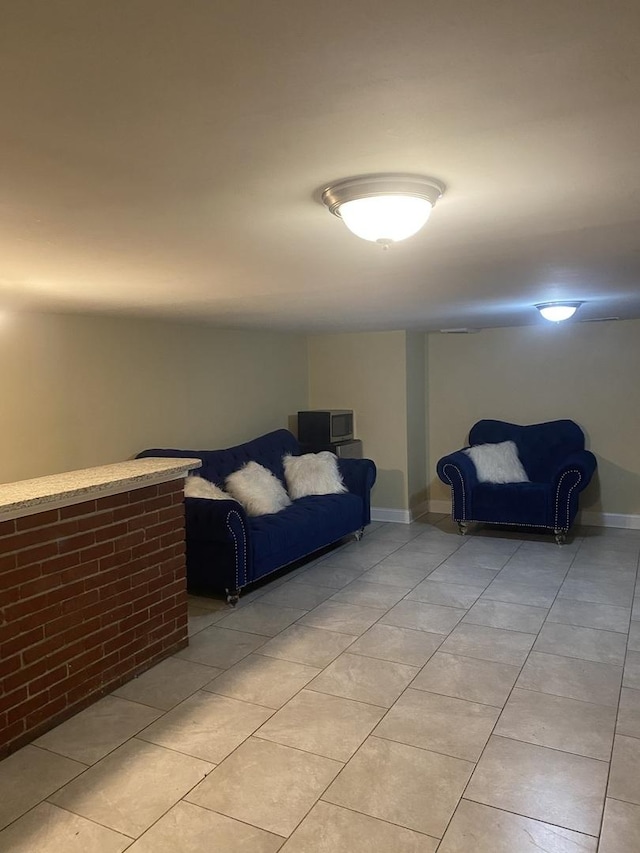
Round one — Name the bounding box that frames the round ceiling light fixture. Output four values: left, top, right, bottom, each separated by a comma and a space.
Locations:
321, 174, 446, 246
536, 302, 583, 322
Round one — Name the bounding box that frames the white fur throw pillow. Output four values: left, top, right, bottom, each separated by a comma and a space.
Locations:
283, 452, 347, 499
184, 476, 234, 501
225, 461, 292, 516
464, 440, 530, 484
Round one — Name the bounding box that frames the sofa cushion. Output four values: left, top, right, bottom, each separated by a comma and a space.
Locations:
283, 452, 347, 499
249, 493, 363, 579
225, 461, 292, 516
464, 440, 529, 484
184, 476, 235, 501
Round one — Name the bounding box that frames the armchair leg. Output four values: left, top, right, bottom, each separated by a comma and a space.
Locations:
225, 588, 240, 607
457, 521, 468, 536
554, 529, 566, 546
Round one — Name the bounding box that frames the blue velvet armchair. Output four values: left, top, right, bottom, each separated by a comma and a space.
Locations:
436, 419, 597, 543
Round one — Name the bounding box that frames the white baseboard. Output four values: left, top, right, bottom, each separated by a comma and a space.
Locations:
423, 501, 640, 531
370, 507, 412, 524
579, 511, 640, 530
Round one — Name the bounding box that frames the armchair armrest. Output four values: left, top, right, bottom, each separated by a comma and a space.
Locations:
550, 450, 597, 492
338, 458, 377, 526
436, 450, 478, 521
184, 497, 251, 590
550, 450, 597, 531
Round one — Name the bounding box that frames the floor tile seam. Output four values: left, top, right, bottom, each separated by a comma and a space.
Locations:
3, 799, 137, 844
327, 594, 413, 613
249, 733, 349, 767
544, 617, 630, 636
396, 595, 474, 613
601, 593, 640, 835
343, 731, 475, 772
37, 699, 174, 760
309, 798, 442, 844
234, 735, 353, 841
438, 571, 570, 843
511, 684, 623, 712
460, 616, 546, 636
455, 797, 600, 842
302, 683, 399, 712
176, 800, 290, 843
489, 728, 614, 764
407, 681, 514, 711
460, 793, 601, 841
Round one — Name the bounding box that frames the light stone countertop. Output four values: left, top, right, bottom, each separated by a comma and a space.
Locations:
0, 457, 202, 522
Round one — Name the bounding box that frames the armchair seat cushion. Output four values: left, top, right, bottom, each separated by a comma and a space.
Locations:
472, 482, 549, 527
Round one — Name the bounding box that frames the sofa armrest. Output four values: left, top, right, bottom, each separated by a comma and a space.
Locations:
436, 450, 478, 521
184, 498, 251, 590
338, 458, 377, 526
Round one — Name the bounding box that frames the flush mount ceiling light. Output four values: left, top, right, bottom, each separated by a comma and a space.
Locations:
536, 302, 584, 322
321, 174, 446, 245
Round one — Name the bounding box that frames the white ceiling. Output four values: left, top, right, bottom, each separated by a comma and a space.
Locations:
2, 1, 640, 331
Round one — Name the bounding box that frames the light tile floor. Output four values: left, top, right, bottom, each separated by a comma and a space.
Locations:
1, 516, 640, 851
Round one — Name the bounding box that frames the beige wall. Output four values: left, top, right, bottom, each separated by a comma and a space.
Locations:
307, 331, 409, 510
427, 320, 640, 517
405, 332, 428, 512
0, 311, 308, 483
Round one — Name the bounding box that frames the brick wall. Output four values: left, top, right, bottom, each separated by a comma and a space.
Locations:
0, 479, 188, 758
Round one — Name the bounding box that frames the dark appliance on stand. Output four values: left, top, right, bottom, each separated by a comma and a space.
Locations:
297, 409, 363, 458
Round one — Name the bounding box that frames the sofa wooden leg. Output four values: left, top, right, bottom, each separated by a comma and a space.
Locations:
457, 521, 468, 536
225, 588, 240, 607
354, 527, 365, 542
554, 529, 566, 546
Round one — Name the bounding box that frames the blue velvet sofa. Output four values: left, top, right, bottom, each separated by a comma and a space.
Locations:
436, 419, 597, 543
138, 429, 376, 601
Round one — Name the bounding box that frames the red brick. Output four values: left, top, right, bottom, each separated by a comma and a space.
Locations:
114, 530, 145, 553
42, 551, 82, 575
17, 542, 60, 569
127, 512, 158, 532
98, 491, 132, 511
60, 500, 97, 519
92, 523, 129, 545
1, 563, 42, 591
0, 519, 17, 538
160, 529, 184, 549
98, 550, 131, 572
129, 485, 159, 503
0, 653, 22, 679
98, 577, 132, 603
131, 540, 163, 561
27, 665, 68, 697
26, 695, 68, 729
58, 532, 96, 555
18, 572, 64, 600
78, 542, 114, 563
77, 509, 115, 532
4, 595, 63, 624
15, 510, 59, 531
0, 586, 20, 608
1, 625, 45, 659
157, 505, 184, 524
60, 589, 100, 616
159, 480, 183, 496
0, 552, 18, 573
3, 656, 52, 693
